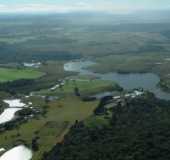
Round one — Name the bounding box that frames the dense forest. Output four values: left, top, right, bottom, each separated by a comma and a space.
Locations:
45, 93, 170, 160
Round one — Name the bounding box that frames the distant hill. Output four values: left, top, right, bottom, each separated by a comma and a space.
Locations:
1, 11, 170, 63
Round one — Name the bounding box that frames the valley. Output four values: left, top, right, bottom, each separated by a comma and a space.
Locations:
0, 12, 170, 160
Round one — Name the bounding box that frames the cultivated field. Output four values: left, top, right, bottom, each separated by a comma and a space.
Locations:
0, 75, 120, 160
0, 68, 44, 82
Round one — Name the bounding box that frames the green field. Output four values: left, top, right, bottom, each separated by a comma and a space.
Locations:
0, 61, 74, 94
0, 68, 44, 82
36, 76, 121, 97
0, 95, 98, 160
0, 76, 121, 160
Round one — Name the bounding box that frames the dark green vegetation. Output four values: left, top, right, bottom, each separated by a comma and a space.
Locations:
46, 93, 170, 160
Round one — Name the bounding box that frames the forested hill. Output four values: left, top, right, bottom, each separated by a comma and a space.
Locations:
45, 93, 170, 160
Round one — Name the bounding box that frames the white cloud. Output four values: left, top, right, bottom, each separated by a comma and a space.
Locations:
0, 3, 87, 13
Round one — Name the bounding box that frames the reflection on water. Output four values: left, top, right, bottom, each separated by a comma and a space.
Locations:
64, 60, 170, 100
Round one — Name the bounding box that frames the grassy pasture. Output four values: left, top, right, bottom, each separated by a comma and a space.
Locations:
0, 76, 119, 159
36, 77, 119, 96
0, 68, 44, 82
0, 96, 98, 160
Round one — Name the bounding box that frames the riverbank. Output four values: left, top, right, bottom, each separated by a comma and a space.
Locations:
64, 60, 170, 100
90, 54, 170, 93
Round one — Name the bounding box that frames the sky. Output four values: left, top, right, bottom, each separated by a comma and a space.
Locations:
0, 0, 170, 14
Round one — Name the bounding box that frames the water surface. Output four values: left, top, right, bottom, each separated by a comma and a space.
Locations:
64, 60, 170, 100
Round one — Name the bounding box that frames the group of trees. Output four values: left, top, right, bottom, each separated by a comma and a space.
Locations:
45, 93, 170, 160
94, 96, 112, 115
0, 78, 58, 94
0, 79, 35, 94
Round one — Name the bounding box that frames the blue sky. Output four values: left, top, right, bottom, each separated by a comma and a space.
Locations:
0, 0, 169, 13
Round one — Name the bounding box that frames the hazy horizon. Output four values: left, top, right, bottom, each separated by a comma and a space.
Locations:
0, 0, 170, 14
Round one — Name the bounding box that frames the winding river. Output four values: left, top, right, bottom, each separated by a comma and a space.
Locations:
64, 60, 170, 100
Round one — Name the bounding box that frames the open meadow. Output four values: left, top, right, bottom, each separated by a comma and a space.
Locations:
0, 68, 43, 82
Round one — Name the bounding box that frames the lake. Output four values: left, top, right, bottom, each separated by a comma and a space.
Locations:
64, 60, 170, 100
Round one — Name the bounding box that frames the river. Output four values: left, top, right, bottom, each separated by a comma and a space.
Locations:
64, 60, 170, 100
